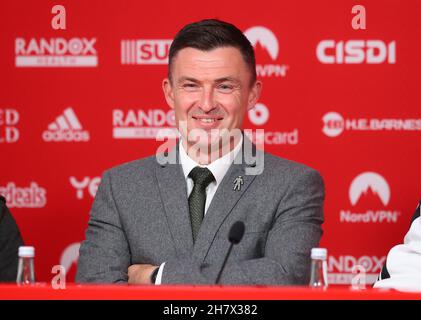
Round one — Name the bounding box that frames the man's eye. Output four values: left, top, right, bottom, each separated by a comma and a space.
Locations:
218, 84, 234, 92
183, 83, 198, 89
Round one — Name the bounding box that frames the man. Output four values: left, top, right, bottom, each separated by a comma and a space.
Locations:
0, 195, 24, 282
76, 19, 325, 285
374, 200, 421, 291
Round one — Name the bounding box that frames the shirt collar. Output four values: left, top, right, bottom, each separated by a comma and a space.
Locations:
179, 135, 243, 186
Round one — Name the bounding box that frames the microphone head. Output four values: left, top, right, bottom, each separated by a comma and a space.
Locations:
228, 221, 245, 244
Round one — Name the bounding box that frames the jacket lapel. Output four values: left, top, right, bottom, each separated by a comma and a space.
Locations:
155, 137, 262, 262
155, 145, 194, 257
192, 140, 260, 262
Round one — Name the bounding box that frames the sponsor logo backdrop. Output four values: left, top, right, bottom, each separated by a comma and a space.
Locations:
0, 0, 420, 284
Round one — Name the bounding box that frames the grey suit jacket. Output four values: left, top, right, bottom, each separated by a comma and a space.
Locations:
76, 140, 325, 285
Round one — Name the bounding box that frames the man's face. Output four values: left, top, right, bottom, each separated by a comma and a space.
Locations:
163, 46, 261, 152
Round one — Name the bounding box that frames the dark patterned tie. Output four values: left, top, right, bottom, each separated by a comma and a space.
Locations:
188, 166, 215, 242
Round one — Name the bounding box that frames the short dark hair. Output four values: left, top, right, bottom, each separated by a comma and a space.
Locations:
168, 19, 257, 84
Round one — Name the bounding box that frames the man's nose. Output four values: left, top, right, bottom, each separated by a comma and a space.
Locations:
198, 87, 216, 112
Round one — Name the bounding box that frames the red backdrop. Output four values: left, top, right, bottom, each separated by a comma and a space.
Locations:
0, 0, 420, 284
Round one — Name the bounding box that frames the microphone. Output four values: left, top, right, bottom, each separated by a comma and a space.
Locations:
215, 221, 245, 284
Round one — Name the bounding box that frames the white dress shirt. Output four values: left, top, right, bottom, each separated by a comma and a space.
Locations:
155, 136, 243, 285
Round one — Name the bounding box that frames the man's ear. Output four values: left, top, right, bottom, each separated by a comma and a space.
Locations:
247, 80, 262, 111
162, 78, 175, 109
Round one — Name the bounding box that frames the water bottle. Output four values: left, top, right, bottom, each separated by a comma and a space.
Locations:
16, 246, 36, 285
309, 248, 328, 288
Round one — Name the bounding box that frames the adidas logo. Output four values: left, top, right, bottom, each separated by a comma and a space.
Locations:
42, 107, 90, 142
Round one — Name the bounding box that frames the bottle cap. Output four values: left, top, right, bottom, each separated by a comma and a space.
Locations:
311, 248, 327, 260
18, 246, 35, 258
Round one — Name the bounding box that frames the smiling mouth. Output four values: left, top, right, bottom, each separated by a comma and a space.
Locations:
192, 116, 224, 123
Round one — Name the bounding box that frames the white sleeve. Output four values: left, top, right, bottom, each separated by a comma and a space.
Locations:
374, 214, 421, 291
154, 262, 166, 285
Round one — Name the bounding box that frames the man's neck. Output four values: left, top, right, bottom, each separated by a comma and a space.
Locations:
181, 135, 243, 165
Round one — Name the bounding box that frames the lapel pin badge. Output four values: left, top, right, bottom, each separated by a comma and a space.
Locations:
233, 176, 244, 191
